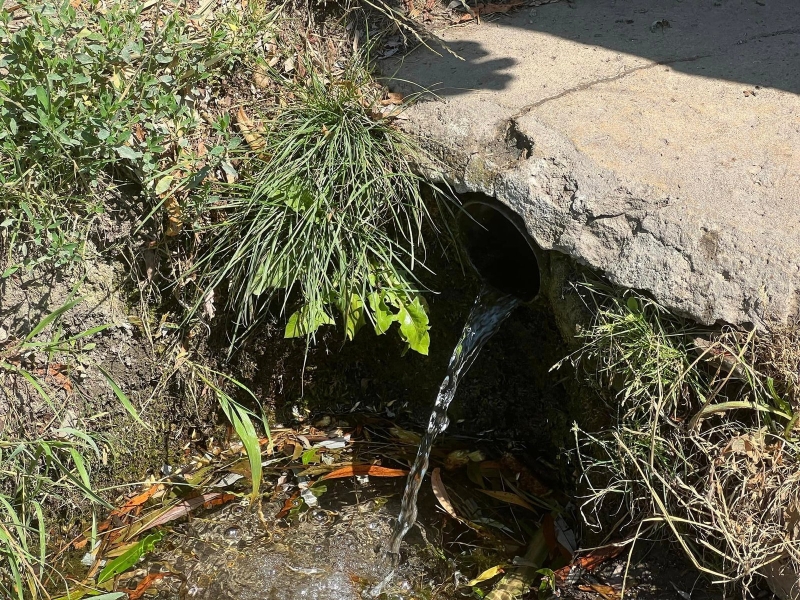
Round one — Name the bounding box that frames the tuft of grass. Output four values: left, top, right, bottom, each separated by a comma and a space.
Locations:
560, 280, 800, 592
183, 360, 268, 501
185, 57, 443, 355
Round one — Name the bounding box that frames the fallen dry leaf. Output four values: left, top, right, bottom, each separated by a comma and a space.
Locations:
554, 544, 624, 582
468, 564, 505, 586
112, 485, 161, 519
159, 170, 183, 238
137, 492, 235, 535
203, 290, 216, 320
431, 468, 461, 521
276, 491, 300, 520
500, 453, 551, 497
576, 544, 624, 571
541, 512, 573, 562
578, 583, 621, 600
235, 107, 266, 152
253, 63, 270, 90
133, 123, 146, 143
164, 197, 182, 238
478, 489, 536, 512
456, 0, 522, 21
381, 92, 404, 106
34, 363, 73, 393
320, 464, 407, 480
126, 573, 167, 600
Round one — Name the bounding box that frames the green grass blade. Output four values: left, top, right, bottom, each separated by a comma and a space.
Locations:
23, 297, 83, 343
97, 366, 150, 430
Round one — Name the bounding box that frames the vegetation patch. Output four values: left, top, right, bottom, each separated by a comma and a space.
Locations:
0, 298, 144, 599
176, 56, 440, 355
0, 0, 449, 596
560, 280, 800, 594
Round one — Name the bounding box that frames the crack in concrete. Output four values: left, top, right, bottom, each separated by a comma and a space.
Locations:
512, 53, 711, 118
512, 26, 800, 119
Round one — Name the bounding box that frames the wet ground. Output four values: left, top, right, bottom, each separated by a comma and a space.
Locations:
131, 478, 456, 600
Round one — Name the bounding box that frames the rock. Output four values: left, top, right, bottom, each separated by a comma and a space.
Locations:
388, 0, 800, 328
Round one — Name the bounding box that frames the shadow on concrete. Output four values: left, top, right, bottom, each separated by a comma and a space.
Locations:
386, 0, 800, 98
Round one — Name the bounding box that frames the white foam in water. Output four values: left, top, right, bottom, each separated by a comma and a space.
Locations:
388, 286, 520, 556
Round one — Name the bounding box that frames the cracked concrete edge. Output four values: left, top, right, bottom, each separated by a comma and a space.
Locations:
404, 99, 800, 330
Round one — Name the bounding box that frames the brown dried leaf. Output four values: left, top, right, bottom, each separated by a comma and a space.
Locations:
477, 489, 536, 512
235, 107, 266, 152
127, 573, 167, 600
380, 92, 404, 106
253, 64, 270, 90
136, 492, 234, 535
164, 196, 182, 237
431, 468, 460, 521
578, 583, 621, 600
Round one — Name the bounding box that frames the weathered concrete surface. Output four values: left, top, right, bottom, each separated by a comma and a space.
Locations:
390, 0, 800, 327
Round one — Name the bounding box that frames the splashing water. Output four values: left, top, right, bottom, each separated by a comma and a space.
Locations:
387, 286, 520, 556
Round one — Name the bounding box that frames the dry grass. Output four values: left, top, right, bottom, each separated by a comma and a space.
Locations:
563, 280, 800, 593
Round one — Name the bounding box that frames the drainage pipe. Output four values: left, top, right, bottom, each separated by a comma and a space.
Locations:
457, 193, 545, 303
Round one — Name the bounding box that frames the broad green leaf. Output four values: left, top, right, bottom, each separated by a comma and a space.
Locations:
155, 175, 173, 195
285, 304, 334, 338
397, 296, 430, 355
368, 292, 395, 335
35, 85, 49, 112
282, 179, 315, 213
301, 448, 319, 465
97, 531, 163, 584
340, 294, 365, 341
116, 145, 142, 160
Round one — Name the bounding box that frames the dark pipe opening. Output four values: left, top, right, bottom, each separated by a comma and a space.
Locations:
457, 193, 542, 303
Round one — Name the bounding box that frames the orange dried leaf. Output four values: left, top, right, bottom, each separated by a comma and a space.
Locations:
164, 196, 182, 237
72, 536, 89, 550
127, 573, 167, 600
575, 544, 624, 571
110, 485, 160, 519
276, 491, 300, 520
320, 464, 407, 480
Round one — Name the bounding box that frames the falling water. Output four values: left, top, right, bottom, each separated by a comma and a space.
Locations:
387, 286, 520, 556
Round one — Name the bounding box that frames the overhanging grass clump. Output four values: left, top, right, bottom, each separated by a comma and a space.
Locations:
188, 65, 442, 355
560, 281, 800, 592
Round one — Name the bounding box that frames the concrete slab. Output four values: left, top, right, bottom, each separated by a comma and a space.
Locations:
388, 0, 800, 327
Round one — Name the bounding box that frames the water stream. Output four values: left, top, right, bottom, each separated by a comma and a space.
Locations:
133, 285, 521, 599
388, 285, 520, 556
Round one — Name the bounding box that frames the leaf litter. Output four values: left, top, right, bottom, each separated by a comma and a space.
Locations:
52, 401, 636, 599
